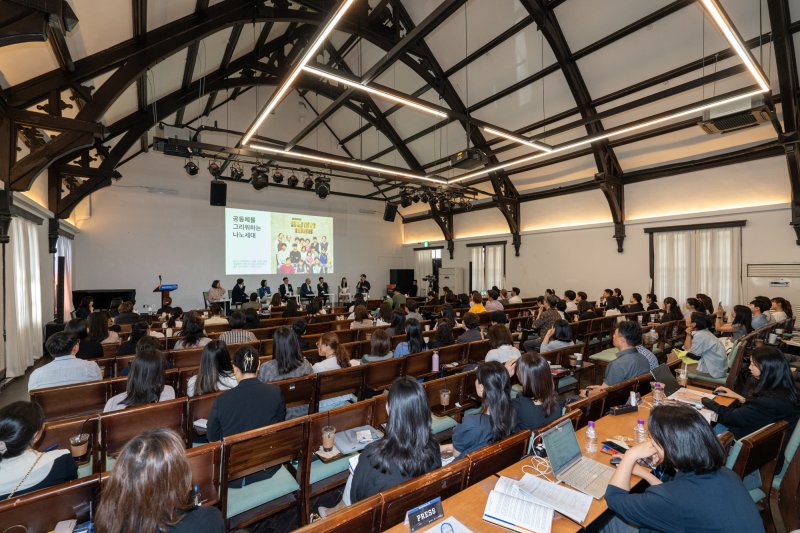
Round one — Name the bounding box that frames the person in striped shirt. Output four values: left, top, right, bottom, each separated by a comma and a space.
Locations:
218, 311, 257, 345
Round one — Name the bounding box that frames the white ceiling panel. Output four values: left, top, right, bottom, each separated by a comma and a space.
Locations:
102, 83, 138, 126
181, 95, 210, 125
192, 29, 232, 82
511, 153, 598, 192
790, 0, 800, 20
147, 0, 196, 31
66, 0, 133, 60
0, 41, 59, 88
147, 49, 189, 102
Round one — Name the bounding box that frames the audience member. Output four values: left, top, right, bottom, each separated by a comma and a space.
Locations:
457, 312, 483, 343
394, 318, 427, 357
576, 291, 587, 302
104, 349, 175, 412
361, 329, 394, 363
770, 296, 792, 324
696, 293, 714, 316
88, 310, 120, 345
604, 404, 762, 533
604, 296, 622, 322
628, 293, 644, 313
469, 291, 487, 314
0, 401, 78, 499
659, 297, 684, 323
485, 290, 504, 312
406, 300, 423, 322
442, 362, 514, 457
391, 288, 407, 308
681, 313, 727, 379
114, 301, 140, 325
108, 297, 122, 317
522, 294, 560, 351
349, 305, 373, 329
241, 292, 261, 311
187, 340, 237, 397
714, 304, 753, 342
218, 311, 257, 345
506, 353, 562, 432
613, 288, 624, 304
645, 293, 659, 311
599, 289, 613, 309
257, 326, 312, 418
456, 293, 471, 310
540, 319, 574, 353
282, 298, 302, 318
96, 428, 224, 532
291, 318, 312, 351
499, 289, 510, 306
490, 310, 509, 329
574, 299, 597, 322
386, 309, 406, 338
171, 320, 209, 350
74, 296, 94, 319
64, 318, 103, 359
564, 290, 578, 313
485, 325, 521, 364
314, 333, 355, 410
583, 321, 650, 396
242, 308, 261, 329
203, 303, 228, 326
684, 297, 705, 319
427, 320, 455, 349
28, 332, 101, 392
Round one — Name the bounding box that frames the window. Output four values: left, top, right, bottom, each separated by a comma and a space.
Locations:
469, 242, 505, 292
648, 223, 743, 308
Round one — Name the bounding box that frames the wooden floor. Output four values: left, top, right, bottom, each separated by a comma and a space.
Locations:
0, 356, 49, 408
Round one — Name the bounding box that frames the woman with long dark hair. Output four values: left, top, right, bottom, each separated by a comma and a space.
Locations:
703, 346, 800, 446
257, 326, 312, 418
507, 353, 561, 432
282, 298, 302, 318
174, 320, 211, 350
187, 340, 237, 397
319, 377, 441, 516
771, 296, 793, 323
485, 324, 521, 363
656, 297, 684, 324
361, 329, 394, 363
442, 361, 515, 457
95, 429, 224, 532
117, 320, 153, 356
88, 310, 119, 345
605, 404, 762, 532
426, 320, 455, 349
313, 332, 352, 372
0, 402, 78, 500
539, 319, 574, 353
104, 349, 175, 412
64, 318, 103, 359
74, 296, 93, 319
714, 304, 753, 342
393, 318, 427, 357
385, 309, 406, 338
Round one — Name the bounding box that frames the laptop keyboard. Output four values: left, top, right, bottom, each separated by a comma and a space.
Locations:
560, 458, 609, 489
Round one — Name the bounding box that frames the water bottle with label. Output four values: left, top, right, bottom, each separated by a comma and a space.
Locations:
432, 350, 440, 372
586, 421, 598, 453
634, 419, 647, 444
652, 382, 665, 405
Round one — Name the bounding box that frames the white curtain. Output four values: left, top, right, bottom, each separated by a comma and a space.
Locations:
415, 249, 433, 287
653, 227, 742, 308
5, 217, 44, 378
54, 235, 74, 316
470, 247, 484, 292
485, 245, 505, 291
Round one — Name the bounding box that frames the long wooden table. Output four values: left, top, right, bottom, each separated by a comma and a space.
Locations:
387, 388, 734, 533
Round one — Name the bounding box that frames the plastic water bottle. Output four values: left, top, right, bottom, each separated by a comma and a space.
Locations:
634, 419, 647, 444
652, 383, 665, 406
193, 483, 201, 507
586, 421, 598, 453
432, 351, 440, 372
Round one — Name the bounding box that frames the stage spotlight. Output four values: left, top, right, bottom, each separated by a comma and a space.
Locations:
287, 173, 299, 187
438, 195, 448, 211
251, 164, 269, 190
184, 161, 198, 176
272, 168, 284, 183
207, 161, 221, 177
315, 176, 330, 199
230, 164, 244, 180
303, 175, 314, 190
420, 190, 430, 203
412, 191, 421, 203
399, 189, 412, 208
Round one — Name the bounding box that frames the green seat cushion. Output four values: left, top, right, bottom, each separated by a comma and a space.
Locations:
310, 455, 352, 484
589, 348, 617, 363
588, 338, 600, 345
749, 487, 766, 503
686, 370, 726, 385
431, 414, 458, 434
463, 407, 482, 416
77, 459, 94, 479
556, 376, 578, 390
774, 423, 800, 489
226, 465, 299, 518
725, 440, 742, 470
105, 457, 116, 471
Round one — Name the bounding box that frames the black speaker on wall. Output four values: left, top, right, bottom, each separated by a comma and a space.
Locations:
210, 180, 227, 206
55, 256, 65, 324
390, 269, 414, 294
383, 202, 398, 222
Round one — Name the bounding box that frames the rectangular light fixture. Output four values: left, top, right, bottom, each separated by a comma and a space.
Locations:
700, 0, 770, 92
249, 142, 447, 184
241, 0, 356, 145
303, 65, 448, 118
482, 126, 553, 153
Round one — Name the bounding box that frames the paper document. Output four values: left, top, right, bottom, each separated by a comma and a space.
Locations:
483, 477, 553, 533
420, 516, 473, 533
193, 418, 207, 429
668, 388, 715, 408
516, 473, 592, 523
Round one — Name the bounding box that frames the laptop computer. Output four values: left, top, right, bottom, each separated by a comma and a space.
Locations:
540, 419, 615, 499
650, 364, 680, 396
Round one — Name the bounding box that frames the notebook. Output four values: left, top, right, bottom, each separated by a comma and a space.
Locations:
650, 364, 680, 396
483, 476, 553, 533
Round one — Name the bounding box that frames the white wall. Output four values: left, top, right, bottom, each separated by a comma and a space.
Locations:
402, 156, 797, 302
71, 150, 405, 311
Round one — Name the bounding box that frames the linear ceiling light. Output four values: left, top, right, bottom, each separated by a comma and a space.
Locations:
699, 0, 771, 92
303, 65, 448, 118
249, 142, 447, 184
446, 89, 765, 183
241, 0, 356, 145
482, 126, 553, 153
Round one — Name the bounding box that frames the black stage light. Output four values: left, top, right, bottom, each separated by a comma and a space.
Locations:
207, 161, 221, 176
184, 161, 198, 176
421, 190, 430, 203
399, 188, 412, 208
287, 173, 299, 187
438, 195, 448, 211
230, 164, 244, 180
272, 169, 284, 183
303, 176, 314, 190
315, 176, 330, 199
251, 165, 269, 190
412, 192, 421, 203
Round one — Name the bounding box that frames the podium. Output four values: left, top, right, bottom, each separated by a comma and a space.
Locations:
154, 283, 178, 305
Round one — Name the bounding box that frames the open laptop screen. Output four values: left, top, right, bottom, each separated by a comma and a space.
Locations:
541, 419, 582, 473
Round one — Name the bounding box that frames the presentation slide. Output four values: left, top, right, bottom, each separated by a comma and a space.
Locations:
225, 207, 334, 275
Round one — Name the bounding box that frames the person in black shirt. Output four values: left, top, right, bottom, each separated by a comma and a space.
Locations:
317, 277, 329, 303
231, 278, 248, 305
157, 296, 174, 315
206, 345, 286, 485
627, 293, 645, 313
64, 318, 103, 359
456, 312, 483, 343
506, 353, 562, 432
426, 320, 455, 349
114, 301, 140, 326
117, 320, 151, 356
95, 428, 224, 533
74, 296, 93, 319
356, 274, 371, 295
408, 279, 418, 298
645, 293, 660, 311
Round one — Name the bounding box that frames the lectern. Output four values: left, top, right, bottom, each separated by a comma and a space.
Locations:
153, 283, 178, 305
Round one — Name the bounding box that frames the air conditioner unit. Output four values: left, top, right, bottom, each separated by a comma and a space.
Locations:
698, 96, 770, 134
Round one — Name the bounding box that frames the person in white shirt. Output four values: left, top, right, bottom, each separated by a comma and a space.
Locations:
104, 349, 175, 412
484, 325, 521, 364
563, 290, 578, 313
313, 332, 356, 411
769, 297, 791, 324
604, 296, 623, 323
28, 332, 102, 392
508, 287, 523, 305
186, 341, 238, 397
203, 303, 229, 326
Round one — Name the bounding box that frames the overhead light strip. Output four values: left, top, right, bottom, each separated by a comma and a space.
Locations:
446, 89, 766, 183
302, 65, 448, 118
241, 0, 356, 145
482, 126, 553, 153
249, 142, 448, 184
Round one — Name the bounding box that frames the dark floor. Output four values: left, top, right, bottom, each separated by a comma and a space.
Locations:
0, 356, 49, 408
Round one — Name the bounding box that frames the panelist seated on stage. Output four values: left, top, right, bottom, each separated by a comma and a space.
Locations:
300, 278, 315, 300
258, 280, 271, 302
207, 280, 226, 303
317, 277, 329, 298
231, 278, 248, 306
278, 277, 294, 299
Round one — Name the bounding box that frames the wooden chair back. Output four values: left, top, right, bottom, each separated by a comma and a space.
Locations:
466, 339, 491, 363
464, 430, 532, 486
188, 391, 223, 442
171, 347, 204, 368
294, 495, 382, 533
372, 392, 389, 427
403, 350, 438, 380
603, 376, 641, 414
423, 373, 464, 414
30, 379, 112, 420
390, 334, 406, 349
186, 441, 223, 506
718, 430, 736, 460
378, 461, 468, 530
101, 343, 119, 357
364, 358, 404, 392
567, 390, 607, 429
277, 373, 318, 416
533, 410, 581, 448
316, 365, 365, 405
95, 355, 117, 376
0, 475, 100, 533
38, 415, 100, 474
100, 398, 188, 464
436, 343, 466, 366
730, 421, 788, 489
220, 417, 308, 529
